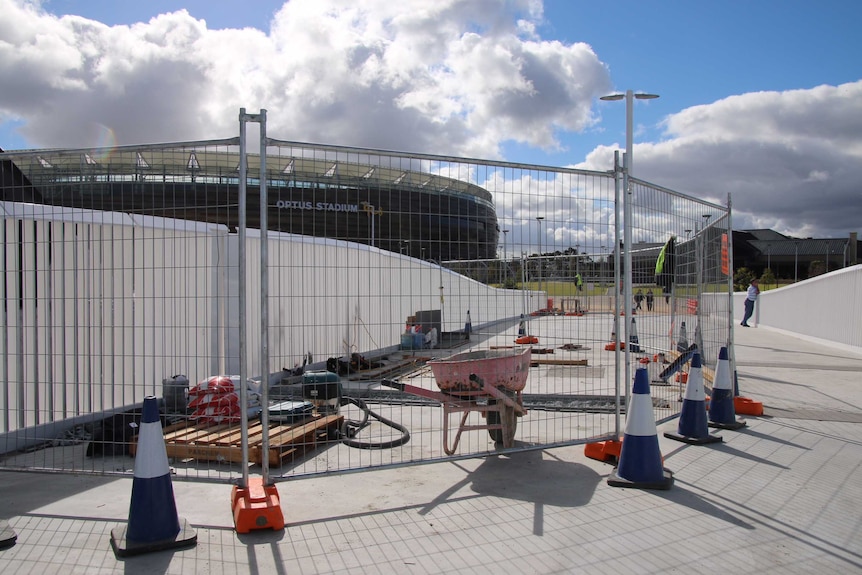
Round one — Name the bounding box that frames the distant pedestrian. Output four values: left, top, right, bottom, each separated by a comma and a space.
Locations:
575, 273, 583, 292
646, 290, 654, 311
741, 279, 760, 327
634, 289, 644, 311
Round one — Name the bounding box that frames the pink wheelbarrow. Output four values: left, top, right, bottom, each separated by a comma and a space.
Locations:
382, 347, 530, 454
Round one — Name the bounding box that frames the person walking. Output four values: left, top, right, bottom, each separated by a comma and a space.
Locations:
741, 279, 760, 327
646, 290, 654, 311
634, 289, 644, 311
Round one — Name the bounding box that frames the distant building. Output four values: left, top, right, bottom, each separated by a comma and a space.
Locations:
733, 229, 859, 280
0, 142, 499, 263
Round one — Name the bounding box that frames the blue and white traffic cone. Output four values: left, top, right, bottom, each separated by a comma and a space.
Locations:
464, 310, 472, 339
664, 352, 722, 445
629, 317, 641, 353
110, 396, 197, 557
0, 520, 15, 549
608, 367, 673, 490
709, 346, 746, 430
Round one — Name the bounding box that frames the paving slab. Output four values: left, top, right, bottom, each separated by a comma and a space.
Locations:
1, 325, 861, 574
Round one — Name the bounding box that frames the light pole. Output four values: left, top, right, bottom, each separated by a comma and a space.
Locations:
794, 241, 799, 282
601, 90, 659, 403
767, 243, 771, 272
600, 90, 660, 175
536, 217, 544, 297
503, 229, 510, 282
601, 245, 607, 285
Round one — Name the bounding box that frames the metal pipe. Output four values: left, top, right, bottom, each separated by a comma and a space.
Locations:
238, 108, 249, 490
258, 109, 271, 486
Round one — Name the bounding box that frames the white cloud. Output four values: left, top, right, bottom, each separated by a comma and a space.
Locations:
1, 0, 859, 240
0, 0, 610, 158
580, 81, 862, 238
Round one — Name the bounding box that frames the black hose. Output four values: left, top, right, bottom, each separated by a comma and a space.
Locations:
338, 396, 411, 449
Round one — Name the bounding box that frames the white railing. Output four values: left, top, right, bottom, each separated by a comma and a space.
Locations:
1, 202, 539, 439
732, 265, 862, 354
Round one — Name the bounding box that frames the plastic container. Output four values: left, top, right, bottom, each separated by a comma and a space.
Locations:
162, 374, 189, 414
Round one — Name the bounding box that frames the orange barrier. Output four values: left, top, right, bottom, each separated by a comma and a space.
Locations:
232, 477, 285, 534
584, 438, 622, 463
734, 396, 764, 416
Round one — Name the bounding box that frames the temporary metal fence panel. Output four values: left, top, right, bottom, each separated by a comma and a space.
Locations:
0, 133, 729, 482
623, 178, 732, 422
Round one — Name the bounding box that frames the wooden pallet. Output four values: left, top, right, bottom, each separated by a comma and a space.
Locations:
131, 414, 343, 467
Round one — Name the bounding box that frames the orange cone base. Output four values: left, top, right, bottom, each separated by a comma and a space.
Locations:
110, 517, 196, 557
734, 396, 764, 416
232, 478, 285, 534
604, 342, 625, 351
0, 520, 16, 549
663, 431, 723, 445
584, 439, 622, 463
608, 467, 674, 490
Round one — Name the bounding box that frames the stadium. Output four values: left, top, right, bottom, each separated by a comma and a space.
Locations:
0, 139, 500, 262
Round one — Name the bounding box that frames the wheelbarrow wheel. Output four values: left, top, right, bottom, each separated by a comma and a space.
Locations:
487, 400, 517, 445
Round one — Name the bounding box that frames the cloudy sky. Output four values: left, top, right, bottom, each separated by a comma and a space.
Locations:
1, 0, 860, 241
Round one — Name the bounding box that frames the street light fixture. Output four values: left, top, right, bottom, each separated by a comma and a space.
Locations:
600, 90, 660, 175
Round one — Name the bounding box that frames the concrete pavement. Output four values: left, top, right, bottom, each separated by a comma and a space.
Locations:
1, 325, 861, 574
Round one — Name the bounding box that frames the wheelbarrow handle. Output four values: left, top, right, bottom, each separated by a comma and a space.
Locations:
380, 379, 405, 392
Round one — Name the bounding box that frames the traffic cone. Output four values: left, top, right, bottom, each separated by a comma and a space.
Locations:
629, 317, 641, 352
677, 321, 688, 352
604, 315, 624, 351
110, 396, 197, 557
664, 352, 722, 445
0, 520, 15, 549
608, 368, 673, 489
464, 309, 472, 339
709, 346, 746, 430
694, 322, 704, 358
517, 313, 526, 336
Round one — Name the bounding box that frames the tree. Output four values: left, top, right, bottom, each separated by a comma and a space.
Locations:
733, 267, 756, 292
808, 260, 826, 277
759, 268, 776, 289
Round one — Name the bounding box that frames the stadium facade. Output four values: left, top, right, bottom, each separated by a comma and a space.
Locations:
0, 139, 499, 262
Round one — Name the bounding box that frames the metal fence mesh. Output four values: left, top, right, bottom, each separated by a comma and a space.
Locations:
0, 131, 730, 482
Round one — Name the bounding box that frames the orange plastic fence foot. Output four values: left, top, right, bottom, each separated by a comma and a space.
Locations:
734, 396, 764, 416
585, 439, 622, 463
232, 477, 285, 534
